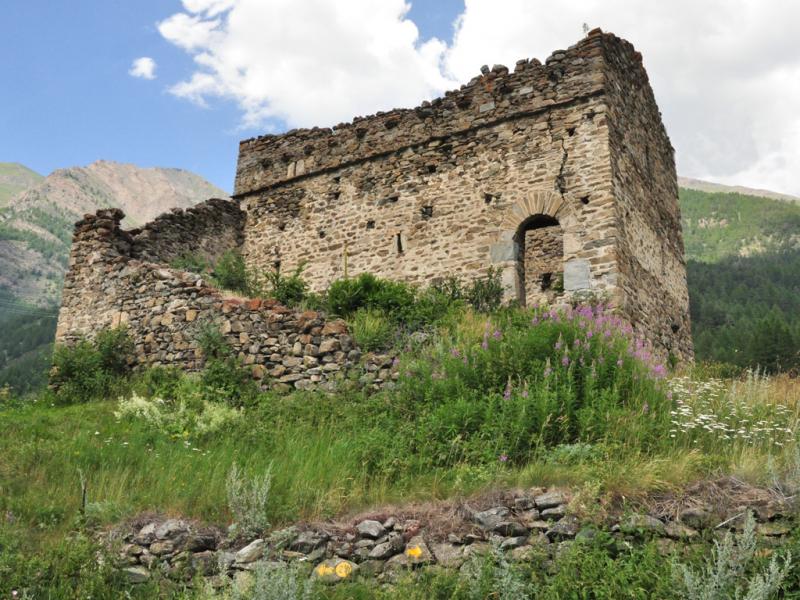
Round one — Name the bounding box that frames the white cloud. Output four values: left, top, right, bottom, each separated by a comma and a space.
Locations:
157, 0, 454, 128
129, 57, 157, 80
156, 0, 800, 196
442, 0, 800, 196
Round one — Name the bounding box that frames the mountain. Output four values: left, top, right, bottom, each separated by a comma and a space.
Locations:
0, 160, 226, 306
679, 182, 800, 371
678, 176, 800, 204
0, 162, 43, 209
0, 160, 226, 393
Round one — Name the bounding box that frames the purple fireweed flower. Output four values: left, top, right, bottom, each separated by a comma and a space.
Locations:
532, 317, 539, 325
481, 339, 489, 350
652, 364, 666, 378
462, 356, 468, 366
562, 355, 570, 367
586, 329, 594, 339
493, 329, 502, 340
555, 334, 563, 350
450, 347, 460, 358
499, 454, 508, 462
574, 338, 582, 348
503, 381, 512, 400
521, 389, 529, 398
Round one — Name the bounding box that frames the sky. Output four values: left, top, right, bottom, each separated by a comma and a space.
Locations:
2, 0, 799, 196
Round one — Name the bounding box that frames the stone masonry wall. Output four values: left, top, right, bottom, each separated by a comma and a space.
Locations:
238, 32, 617, 300
233, 29, 691, 358
600, 37, 693, 360
129, 197, 245, 266
56, 208, 395, 391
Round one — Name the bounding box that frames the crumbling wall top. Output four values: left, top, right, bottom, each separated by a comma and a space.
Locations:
232, 30, 646, 197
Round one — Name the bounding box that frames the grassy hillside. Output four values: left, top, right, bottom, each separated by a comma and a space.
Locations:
1, 290, 798, 598
680, 188, 800, 370
0, 162, 42, 209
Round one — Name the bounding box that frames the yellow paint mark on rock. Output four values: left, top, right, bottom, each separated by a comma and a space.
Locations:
406, 545, 422, 558
335, 562, 353, 578
316, 564, 335, 576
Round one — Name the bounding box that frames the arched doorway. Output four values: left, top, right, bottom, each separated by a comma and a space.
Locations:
515, 215, 564, 307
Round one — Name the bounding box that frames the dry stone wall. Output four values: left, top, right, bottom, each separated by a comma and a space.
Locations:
234, 29, 691, 359
112, 479, 795, 587
56, 207, 395, 391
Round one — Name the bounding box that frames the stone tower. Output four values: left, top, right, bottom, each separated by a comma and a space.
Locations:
233, 29, 692, 359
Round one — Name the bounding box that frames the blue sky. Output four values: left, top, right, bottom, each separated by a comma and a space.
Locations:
2, 1, 800, 196
0, 1, 463, 193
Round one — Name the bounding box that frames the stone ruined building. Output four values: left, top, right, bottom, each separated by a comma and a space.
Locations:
56, 29, 693, 389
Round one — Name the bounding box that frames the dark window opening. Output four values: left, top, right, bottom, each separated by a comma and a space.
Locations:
366, 220, 375, 229
318, 229, 326, 239
421, 206, 433, 219
567, 127, 576, 137
580, 195, 590, 205
331, 191, 341, 200
484, 193, 494, 205
541, 272, 553, 291
671, 323, 680, 334
396, 233, 404, 254
273, 260, 281, 271
427, 164, 437, 174
277, 221, 287, 232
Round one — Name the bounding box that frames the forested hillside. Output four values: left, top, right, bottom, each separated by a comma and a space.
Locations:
681, 188, 800, 372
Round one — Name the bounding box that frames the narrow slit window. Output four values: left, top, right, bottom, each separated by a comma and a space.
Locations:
396, 233, 404, 254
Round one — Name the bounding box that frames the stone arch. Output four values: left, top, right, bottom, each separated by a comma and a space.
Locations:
490, 190, 583, 304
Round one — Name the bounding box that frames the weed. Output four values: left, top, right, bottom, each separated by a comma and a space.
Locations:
675, 512, 791, 600
350, 308, 394, 351
226, 462, 273, 538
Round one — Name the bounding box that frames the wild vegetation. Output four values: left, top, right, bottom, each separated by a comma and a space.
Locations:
2, 265, 800, 597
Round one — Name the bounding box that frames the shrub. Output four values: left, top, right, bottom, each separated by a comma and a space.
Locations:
326, 272, 415, 317
94, 327, 134, 376
213, 249, 249, 294
229, 561, 315, 600
675, 512, 791, 600
226, 462, 273, 538
196, 322, 231, 360
170, 252, 210, 274
50, 327, 132, 404
251, 262, 309, 307
464, 267, 505, 312
200, 355, 258, 407
350, 308, 394, 351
